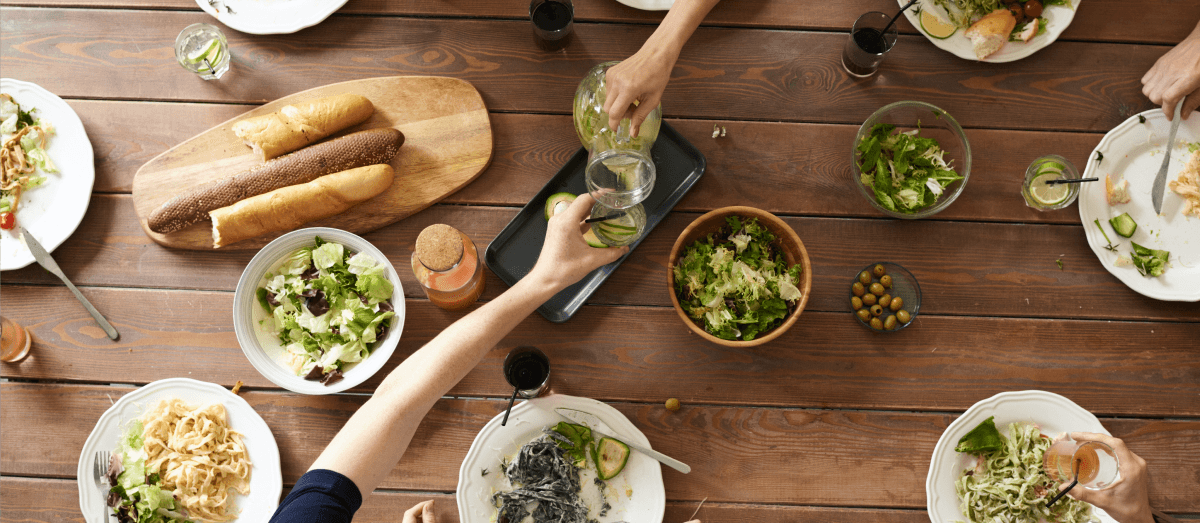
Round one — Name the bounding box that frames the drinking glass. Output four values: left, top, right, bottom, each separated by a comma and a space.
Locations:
590, 202, 646, 247
175, 23, 230, 80
842, 12, 899, 78
1023, 154, 1080, 211
503, 346, 550, 398
1, 316, 32, 363
530, 0, 574, 50
1044, 437, 1120, 489
585, 136, 655, 209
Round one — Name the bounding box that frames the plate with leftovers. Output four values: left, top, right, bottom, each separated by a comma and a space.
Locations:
614, 0, 672, 11
77, 378, 282, 523
1078, 110, 1200, 302
0, 78, 94, 271
196, 0, 348, 34
233, 227, 405, 394
926, 390, 1115, 523
457, 394, 665, 523
901, 0, 1080, 62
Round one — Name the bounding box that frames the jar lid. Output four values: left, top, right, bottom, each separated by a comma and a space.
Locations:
415, 224, 463, 272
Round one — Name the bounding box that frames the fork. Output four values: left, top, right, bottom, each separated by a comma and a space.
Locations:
93, 450, 111, 521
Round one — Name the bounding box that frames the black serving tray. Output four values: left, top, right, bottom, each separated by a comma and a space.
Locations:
485, 122, 706, 323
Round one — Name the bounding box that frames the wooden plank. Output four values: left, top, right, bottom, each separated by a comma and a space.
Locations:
0, 0, 1194, 46
3, 384, 1198, 509
4, 197, 1198, 322
1, 286, 1196, 417
0, 10, 1159, 132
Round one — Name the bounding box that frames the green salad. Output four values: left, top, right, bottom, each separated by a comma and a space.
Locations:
932, 0, 1072, 28
0, 94, 57, 215
671, 216, 803, 341
257, 237, 395, 386
955, 422, 1097, 523
107, 421, 190, 523
857, 123, 964, 214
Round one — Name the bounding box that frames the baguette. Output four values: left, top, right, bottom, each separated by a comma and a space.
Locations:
963, 10, 1016, 60
210, 164, 394, 248
233, 93, 375, 160
147, 128, 404, 234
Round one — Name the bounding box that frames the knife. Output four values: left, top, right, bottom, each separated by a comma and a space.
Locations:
18, 226, 119, 340
554, 407, 691, 474
1152, 101, 1183, 215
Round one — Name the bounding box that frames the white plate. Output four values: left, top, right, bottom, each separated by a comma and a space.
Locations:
926, 390, 1114, 523
77, 378, 283, 523
0, 78, 94, 271
197, 0, 349, 35
614, 0, 672, 11
457, 394, 665, 523
1079, 110, 1200, 302
233, 227, 405, 395
901, 0, 1080, 63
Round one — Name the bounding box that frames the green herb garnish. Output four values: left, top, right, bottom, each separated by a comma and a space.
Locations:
1055, 259, 1064, 270
1130, 242, 1169, 277
856, 123, 963, 213
1093, 219, 1118, 252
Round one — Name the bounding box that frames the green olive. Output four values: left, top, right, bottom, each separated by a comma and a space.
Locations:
869, 317, 884, 330
851, 296, 863, 310
878, 294, 892, 308
873, 264, 886, 277
890, 296, 904, 312
884, 315, 898, 330
856, 308, 872, 322
870, 304, 884, 317
859, 271, 871, 285
852, 282, 865, 296
880, 274, 893, 288
896, 309, 912, 323
869, 283, 885, 296
862, 293, 877, 306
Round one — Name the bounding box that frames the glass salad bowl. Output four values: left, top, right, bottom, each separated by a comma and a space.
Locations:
852, 101, 972, 219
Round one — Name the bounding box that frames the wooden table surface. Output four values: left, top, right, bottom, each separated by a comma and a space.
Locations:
2, 1, 1199, 521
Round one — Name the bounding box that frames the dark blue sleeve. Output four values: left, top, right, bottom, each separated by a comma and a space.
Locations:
269, 469, 363, 523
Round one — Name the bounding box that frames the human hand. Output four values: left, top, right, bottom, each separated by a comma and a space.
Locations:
402, 500, 437, 523
529, 193, 627, 290
601, 45, 675, 139
1061, 432, 1153, 523
1142, 35, 1200, 120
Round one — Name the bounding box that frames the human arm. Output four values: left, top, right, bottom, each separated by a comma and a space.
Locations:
602, 0, 720, 137
1061, 432, 1153, 523
1142, 20, 1200, 120
306, 193, 627, 500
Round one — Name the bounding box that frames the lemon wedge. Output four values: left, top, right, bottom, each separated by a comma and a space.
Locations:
920, 9, 957, 39
1029, 171, 1070, 206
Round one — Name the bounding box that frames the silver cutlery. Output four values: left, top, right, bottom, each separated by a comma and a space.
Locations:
18, 226, 118, 340
93, 450, 112, 521
1152, 101, 1184, 215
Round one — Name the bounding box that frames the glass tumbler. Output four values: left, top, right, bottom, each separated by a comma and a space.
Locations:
175, 23, 230, 80
842, 12, 899, 78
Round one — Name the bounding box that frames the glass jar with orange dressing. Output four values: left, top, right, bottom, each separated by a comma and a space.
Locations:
411, 224, 485, 311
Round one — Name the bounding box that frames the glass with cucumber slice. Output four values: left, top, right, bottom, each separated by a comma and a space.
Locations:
544, 192, 608, 248
174, 23, 230, 80
1022, 155, 1079, 210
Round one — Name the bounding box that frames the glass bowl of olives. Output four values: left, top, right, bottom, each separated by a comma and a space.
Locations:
849, 262, 920, 332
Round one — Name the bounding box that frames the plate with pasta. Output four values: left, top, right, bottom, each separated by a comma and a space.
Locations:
76, 378, 282, 523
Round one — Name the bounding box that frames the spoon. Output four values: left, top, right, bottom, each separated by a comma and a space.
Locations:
1046, 458, 1082, 508
500, 386, 520, 426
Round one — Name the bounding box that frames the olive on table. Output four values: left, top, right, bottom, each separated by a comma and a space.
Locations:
896, 309, 912, 323
880, 274, 893, 288
852, 282, 866, 296
1024, 0, 1043, 19
856, 308, 872, 322
851, 296, 864, 310
869, 283, 885, 296
890, 296, 904, 312
884, 315, 898, 330
878, 294, 892, 308
859, 271, 871, 285
665, 398, 681, 411
862, 293, 877, 306
869, 317, 884, 330
870, 304, 884, 317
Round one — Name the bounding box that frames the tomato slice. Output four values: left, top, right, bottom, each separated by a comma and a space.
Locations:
0, 212, 15, 230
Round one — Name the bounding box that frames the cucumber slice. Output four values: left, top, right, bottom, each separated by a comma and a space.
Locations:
593, 437, 630, 480
544, 192, 576, 221
1109, 212, 1137, 238
583, 229, 608, 248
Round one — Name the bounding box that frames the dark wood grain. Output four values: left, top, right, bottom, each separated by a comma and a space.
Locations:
3, 384, 1198, 510
1, 9, 1161, 132
1, 286, 1196, 417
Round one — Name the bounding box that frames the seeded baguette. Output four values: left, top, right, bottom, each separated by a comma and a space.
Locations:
147, 128, 404, 234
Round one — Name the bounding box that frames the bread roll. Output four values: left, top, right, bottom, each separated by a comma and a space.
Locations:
210, 164, 394, 248
964, 10, 1016, 60
232, 94, 375, 160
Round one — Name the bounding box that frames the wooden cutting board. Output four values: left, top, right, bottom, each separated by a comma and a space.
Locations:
132, 76, 492, 250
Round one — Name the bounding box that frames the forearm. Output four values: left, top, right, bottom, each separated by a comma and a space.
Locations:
643, 0, 720, 58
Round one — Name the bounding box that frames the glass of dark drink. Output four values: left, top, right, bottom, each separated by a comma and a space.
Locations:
842, 12, 899, 78
530, 0, 574, 51
503, 346, 551, 398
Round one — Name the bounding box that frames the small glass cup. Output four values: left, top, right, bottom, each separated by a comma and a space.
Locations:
1044, 437, 1120, 489
1, 316, 32, 363
1023, 155, 1080, 211
530, 0, 573, 51
503, 346, 550, 398
842, 12, 899, 78
590, 201, 646, 247
175, 23, 230, 80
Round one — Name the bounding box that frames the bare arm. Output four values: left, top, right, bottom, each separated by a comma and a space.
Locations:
602, 0, 721, 137
308, 194, 627, 499
1142, 19, 1200, 120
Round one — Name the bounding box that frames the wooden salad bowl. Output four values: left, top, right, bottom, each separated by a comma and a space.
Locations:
666, 206, 813, 348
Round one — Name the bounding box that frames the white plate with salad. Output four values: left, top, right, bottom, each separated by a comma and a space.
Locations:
76, 378, 283, 523
1078, 110, 1200, 302
926, 390, 1115, 523
197, 0, 349, 34
0, 78, 94, 271
902, 0, 1080, 63
457, 394, 665, 523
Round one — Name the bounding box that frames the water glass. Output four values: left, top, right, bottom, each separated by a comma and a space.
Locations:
1022, 154, 1080, 211
842, 12, 899, 78
175, 23, 230, 80
585, 136, 655, 209
530, 0, 573, 50
590, 202, 646, 247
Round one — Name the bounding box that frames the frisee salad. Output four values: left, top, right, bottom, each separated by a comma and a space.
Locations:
0, 94, 57, 216
257, 237, 395, 386
857, 123, 964, 213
